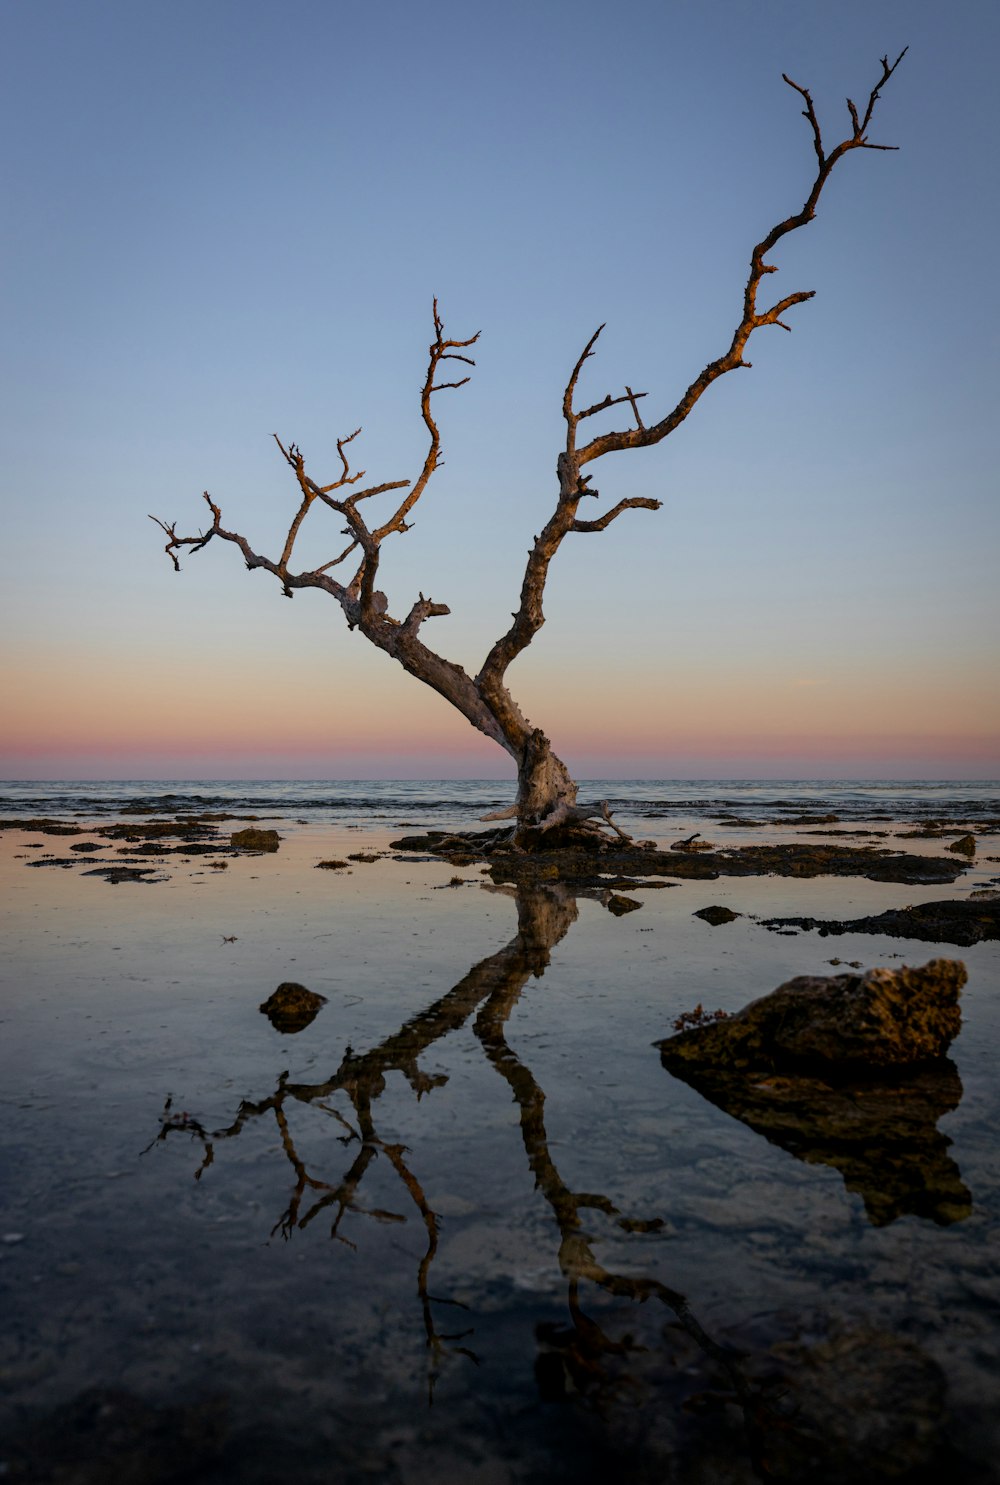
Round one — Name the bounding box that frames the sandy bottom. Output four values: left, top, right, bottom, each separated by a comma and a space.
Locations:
1, 814, 999, 1483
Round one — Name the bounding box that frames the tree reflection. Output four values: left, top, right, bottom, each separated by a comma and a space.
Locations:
147, 877, 963, 1477
148, 884, 765, 1416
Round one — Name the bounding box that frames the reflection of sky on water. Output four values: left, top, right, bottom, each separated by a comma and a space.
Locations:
1, 818, 999, 1480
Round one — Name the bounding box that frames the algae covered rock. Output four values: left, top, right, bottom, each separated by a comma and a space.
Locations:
763, 897, 1000, 947
230, 827, 281, 852
607, 893, 642, 916
693, 905, 740, 926
259, 982, 327, 1033
658, 958, 965, 1072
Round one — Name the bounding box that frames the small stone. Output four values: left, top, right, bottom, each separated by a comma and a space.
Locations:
607, 894, 642, 916
693, 905, 740, 926
259, 982, 328, 1034
948, 834, 976, 856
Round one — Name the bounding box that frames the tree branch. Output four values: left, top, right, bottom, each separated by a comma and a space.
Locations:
571, 496, 662, 533
574, 51, 906, 468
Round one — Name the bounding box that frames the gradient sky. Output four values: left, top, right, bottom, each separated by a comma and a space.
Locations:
1, 0, 997, 781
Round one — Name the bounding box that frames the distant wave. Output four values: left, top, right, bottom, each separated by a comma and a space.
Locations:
1, 778, 997, 826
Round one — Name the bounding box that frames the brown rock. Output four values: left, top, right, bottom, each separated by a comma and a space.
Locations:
230, 827, 281, 852
259, 982, 327, 1033
693, 905, 740, 925
607, 893, 642, 915
657, 959, 965, 1072
947, 833, 976, 856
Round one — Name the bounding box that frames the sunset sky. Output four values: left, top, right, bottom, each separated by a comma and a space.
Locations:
2, 0, 997, 781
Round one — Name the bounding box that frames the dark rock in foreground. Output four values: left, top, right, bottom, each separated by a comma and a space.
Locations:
762, 897, 1000, 947
260, 982, 328, 1033
757, 1327, 950, 1478
0, 1386, 227, 1484
657, 959, 965, 1072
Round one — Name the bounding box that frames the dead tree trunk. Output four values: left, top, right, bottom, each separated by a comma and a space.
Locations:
153, 52, 905, 844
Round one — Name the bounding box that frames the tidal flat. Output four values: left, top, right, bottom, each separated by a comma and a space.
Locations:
1, 787, 999, 1483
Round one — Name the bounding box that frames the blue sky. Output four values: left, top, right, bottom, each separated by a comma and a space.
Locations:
1, 0, 997, 779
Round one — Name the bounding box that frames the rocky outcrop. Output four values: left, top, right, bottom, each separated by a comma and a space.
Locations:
762, 897, 1000, 947
391, 831, 968, 890
657, 959, 965, 1073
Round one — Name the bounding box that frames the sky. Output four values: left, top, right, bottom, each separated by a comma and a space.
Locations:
1, 0, 997, 782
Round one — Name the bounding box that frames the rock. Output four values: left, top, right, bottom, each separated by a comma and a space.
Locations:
669, 833, 714, 851
81, 866, 160, 884
693, 905, 740, 926
606, 893, 642, 915
948, 833, 976, 856
657, 959, 965, 1072
758, 1327, 949, 1481
763, 897, 1000, 947
394, 829, 969, 890
230, 827, 281, 852
259, 982, 328, 1034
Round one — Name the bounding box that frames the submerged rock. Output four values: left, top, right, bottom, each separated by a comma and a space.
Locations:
758, 1327, 950, 1479
0, 1386, 227, 1484
657, 959, 965, 1072
259, 982, 328, 1033
230, 827, 281, 852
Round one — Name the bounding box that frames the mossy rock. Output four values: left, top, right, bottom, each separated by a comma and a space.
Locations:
230, 827, 281, 852
259, 982, 327, 1033
694, 905, 741, 926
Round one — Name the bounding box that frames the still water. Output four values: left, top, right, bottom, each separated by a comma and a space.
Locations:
1, 789, 999, 1482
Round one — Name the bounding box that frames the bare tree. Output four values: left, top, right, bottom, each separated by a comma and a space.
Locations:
153, 52, 906, 845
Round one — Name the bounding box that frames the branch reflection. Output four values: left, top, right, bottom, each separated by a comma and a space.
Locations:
147, 877, 965, 1476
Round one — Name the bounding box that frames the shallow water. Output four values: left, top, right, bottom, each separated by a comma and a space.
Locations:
1, 793, 999, 1482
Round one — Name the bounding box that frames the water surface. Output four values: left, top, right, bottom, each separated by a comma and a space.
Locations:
1, 786, 999, 1481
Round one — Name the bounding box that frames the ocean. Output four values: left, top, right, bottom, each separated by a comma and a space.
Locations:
2, 777, 997, 828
